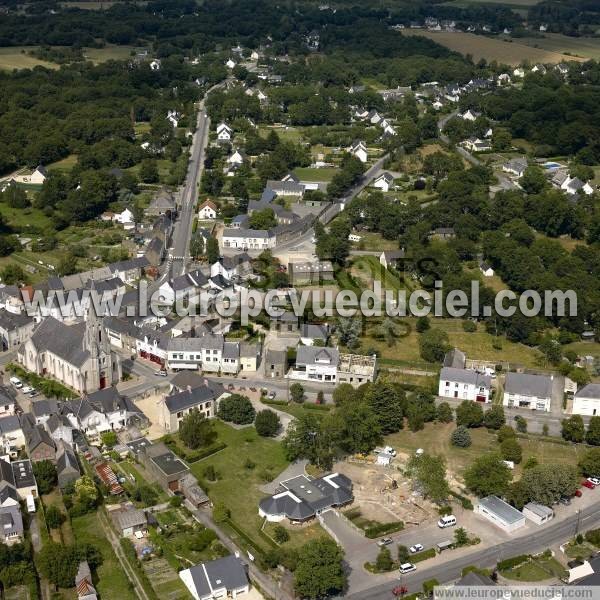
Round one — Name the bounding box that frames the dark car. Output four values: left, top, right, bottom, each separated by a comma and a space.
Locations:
558, 497, 571, 506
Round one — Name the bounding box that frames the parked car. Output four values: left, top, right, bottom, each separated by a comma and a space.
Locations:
575, 489, 583, 497
9, 377, 22, 389
398, 563, 416, 575
377, 538, 393, 547
587, 477, 600, 486
154, 370, 167, 377
558, 497, 571, 506
21, 386, 33, 394
409, 544, 424, 554
437, 515, 457, 528
268, 391, 276, 400
582, 479, 595, 489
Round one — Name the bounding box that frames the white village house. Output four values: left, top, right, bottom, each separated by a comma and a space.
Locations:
438, 367, 491, 403
572, 383, 600, 416
349, 141, 368, 163
373, 172, 394, 193
503, 372, 553, 412
198, 200, 217, 220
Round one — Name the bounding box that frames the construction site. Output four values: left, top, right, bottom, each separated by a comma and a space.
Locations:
334, 455, 437, 528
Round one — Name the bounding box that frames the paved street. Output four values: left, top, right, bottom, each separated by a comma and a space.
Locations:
341, 489, 600, 599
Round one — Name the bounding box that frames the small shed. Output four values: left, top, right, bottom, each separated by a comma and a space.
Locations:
522, 502, 553, 525
376, 452, 394, 466
476, 496, 525, 532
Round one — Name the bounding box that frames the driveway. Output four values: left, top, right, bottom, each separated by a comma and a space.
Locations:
260, 460, 308, 494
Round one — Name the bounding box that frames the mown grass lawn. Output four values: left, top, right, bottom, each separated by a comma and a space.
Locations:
190, 421, 323, 551
71, 512, 137, 600
501, 561, 553, 582
294, 167, 338, 182
0, 47, 57, 70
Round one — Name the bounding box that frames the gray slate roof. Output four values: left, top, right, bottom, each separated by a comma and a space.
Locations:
296, 346, 339, 366
184, 555, 248, 598
440, 367, 490, 388
575, 383, 600, 400
505, 372, 553, 398
443, 348, 466, 369
29, 317, 90, 367
0, 505, 23, 537
0, 309, 33, 330
164, 384, 224, 413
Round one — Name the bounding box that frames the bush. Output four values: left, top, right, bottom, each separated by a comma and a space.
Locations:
437, 402, 453, 423
500, 437, 522, 464
462, 320, 477, 333
585, 528, 600, 547
412, 548, 436, 563
451, 426, 472, 448
423, 579, 439, 596
497, 425, 516, 443
254, 409, 281, 437
272, 525, 290, 544
449, 491, 474, 510
218, 394, 256, 424
189, 528, 218, 552
364, 521, 404, 538
497, 555, 530, 571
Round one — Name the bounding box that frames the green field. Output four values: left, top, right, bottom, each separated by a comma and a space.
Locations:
71, 512, 137, 600
47, 154, 78, 172
501, 33, 600, 60
84, 45, 138, 63
386, 422, 586, 480
294, 167, 338, 182
0, 47, 57, 71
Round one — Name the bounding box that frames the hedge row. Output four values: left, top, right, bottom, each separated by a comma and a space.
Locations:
412, 548, 437, 563
450, 491, 474, 510
364, 521, 404, 539
498, 554, 530, 571
163, 438, 226, 463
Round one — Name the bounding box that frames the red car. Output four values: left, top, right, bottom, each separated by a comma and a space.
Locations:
575, 489, 583, 497
582, 479, 595, 489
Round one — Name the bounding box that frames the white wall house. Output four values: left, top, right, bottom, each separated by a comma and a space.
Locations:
572, 384, 600, 416
503, 372, 553, 412
349, 141, 368, 163
373, 172, 394, 193
438, 367, 491, 402
477, 496, 525, 533
198, 200, 217, 220
222, 229, 275, 250
216, 123, 232, 141
288, 346, 339, 383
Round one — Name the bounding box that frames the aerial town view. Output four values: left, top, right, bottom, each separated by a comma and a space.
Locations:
1, 0, 600, 598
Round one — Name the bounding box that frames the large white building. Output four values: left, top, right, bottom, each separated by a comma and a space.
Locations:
438, 367, 491, 403
572, 383, 600, 416
222, 228, 275, 250
503, 372, 553, 412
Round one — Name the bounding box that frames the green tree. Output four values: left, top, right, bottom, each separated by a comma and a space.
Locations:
100, 431, 118, 448
437, 402, 453, 423
451, 426, 472, 448
375, 547, 393, 572
500, 437, 522, 464
514, 415, 527, 433
290, 383, 305, 404
519, 166, 547, 194
179, 409, 217, 449
332, 383, 360, 406
364, 381, 405, 434
562, 415, 585, 443
248, 207, 277, 229
483, 406, 505, 430
586, 417, 600, 446
415, 316, 430, 333
464, 453, 512, 497
455, 400, 484, 428
294, 538, 346, 600
217, 394, 256, 424
273, 525, 290, 544
578, 447, 600, 477
397, 545, 410, 563
336, 401, 382, 456
454, 527, 469, 547
497, 425, 516, 443
506, 480, 530, 510
520, 464, 579, 506
45, 505, 66, 530
419, 329, 451, 363
139, 159, 159, 183
32, 460, 57, 495
254, 409, 281, 437
406, 453, 449, 503
206, 236, 220, 264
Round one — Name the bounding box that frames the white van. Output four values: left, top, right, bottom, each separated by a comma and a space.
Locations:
9, 377, 22, 388
26, 495, 36, 513
399, 563, 416, 574
437, 515, 457, 528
